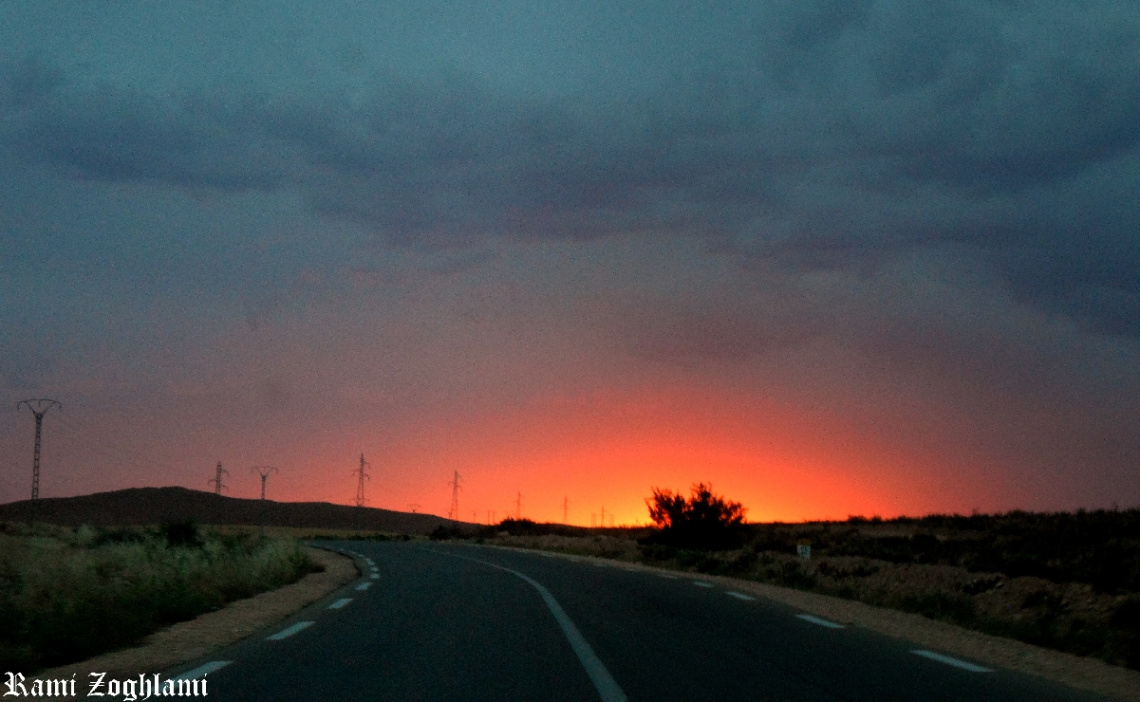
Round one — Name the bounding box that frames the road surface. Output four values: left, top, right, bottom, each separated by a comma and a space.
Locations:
167, 541, 1114, 701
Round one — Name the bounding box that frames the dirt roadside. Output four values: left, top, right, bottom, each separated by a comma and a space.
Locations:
26, 546, 357, 690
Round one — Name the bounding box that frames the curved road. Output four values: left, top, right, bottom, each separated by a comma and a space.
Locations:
167, 542, 1113, 701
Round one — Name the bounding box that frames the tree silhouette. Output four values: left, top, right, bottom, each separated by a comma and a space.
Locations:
646, 483, 747, 550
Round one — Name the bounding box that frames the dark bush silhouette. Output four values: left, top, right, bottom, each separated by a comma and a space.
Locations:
644, 483, 746, 550
160, 518, 202, 548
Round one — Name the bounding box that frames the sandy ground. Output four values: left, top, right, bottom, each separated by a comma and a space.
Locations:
23, 543, 1140, 701
25, 546, 357, 693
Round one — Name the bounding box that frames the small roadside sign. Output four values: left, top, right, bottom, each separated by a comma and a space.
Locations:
796, 539, 811, 560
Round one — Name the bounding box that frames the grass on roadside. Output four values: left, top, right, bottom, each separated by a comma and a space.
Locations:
0, 520, 320, 673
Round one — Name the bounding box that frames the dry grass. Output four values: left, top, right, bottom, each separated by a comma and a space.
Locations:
0, 522, 317, 673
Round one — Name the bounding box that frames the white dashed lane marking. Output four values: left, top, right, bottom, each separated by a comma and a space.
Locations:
356, 582, 372, 591
911, 650, 992, 673
693, 581, 714, 588
796, 614, 845, 629
327, 598, 353, 610
266, 621, 314, 640
726, 591, 755, 601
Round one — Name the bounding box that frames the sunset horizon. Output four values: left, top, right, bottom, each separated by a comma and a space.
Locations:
1, 1, 1135, 529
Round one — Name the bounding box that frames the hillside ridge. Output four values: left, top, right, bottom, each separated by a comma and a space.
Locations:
0, 486, 456, 534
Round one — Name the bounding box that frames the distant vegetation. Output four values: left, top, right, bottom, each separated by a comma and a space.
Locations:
0, 520, 319, 673
762, 510, 1140, 593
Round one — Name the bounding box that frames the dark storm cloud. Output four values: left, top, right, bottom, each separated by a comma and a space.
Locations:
1, 65, 291, 191
2, 1, 1136, 335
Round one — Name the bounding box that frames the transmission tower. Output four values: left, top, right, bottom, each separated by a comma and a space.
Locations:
17, 399, 61, 500
563, 496, 569, 524
251, 465, 278, 500
353, 454, 370, 507
208, 461, 229, 494
516, 491, 523, 521
447, 470, 461, 522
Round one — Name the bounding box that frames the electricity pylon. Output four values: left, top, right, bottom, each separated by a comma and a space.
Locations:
563, 496, 569, 524
251, 465, 278, 500
353, 454, 370, 507
17, 399, 61, 500
447, 471, 461, 522
516, 491, 523, 521
208, 461, 229, 494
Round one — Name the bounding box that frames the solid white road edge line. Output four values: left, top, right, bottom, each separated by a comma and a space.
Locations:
726, 591, 755, 601
796, 614, 846, 629
439, 551, 630, 702
911, 650, 993, 673
170, 661, 231, 681
266, 621, 315, 640
327, 598, 353, 610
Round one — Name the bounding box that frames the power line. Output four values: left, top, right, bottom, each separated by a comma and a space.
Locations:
56, 411, 168, 467
353, 454, 370, 507
16, 399, 61, 500
251, 465, 278, 500
50, 409, 191, 486
208, 461, 229, 494
447, 470, 462, 522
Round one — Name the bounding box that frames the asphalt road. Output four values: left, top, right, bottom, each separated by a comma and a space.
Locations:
167, 541, 1114, 701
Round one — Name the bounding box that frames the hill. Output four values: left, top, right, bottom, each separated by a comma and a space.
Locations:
0, 487, 456, 534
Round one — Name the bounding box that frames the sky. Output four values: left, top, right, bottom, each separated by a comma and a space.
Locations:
0, 0, 1136, 525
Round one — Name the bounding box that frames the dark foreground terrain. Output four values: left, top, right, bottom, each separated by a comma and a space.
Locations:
439, 509, 1140, 672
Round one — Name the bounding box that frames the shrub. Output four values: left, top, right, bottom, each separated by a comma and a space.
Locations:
644, 483, 747, 551
160, 519, 202, 548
